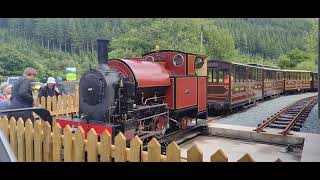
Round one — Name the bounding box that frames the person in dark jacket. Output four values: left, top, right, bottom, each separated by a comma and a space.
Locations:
8, 68, 38, 121
38, 77, 60, 98
55, 77, 66, 95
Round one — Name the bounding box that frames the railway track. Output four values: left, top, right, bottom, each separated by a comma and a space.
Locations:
255, 95, 318, 135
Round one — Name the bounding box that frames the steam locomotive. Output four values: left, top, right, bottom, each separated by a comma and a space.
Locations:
56, 39, 208, 141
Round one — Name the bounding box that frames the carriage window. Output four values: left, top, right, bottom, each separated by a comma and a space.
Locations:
264, 71, 268, 82
232, 66, 236, 83
258, 69, 262, 81
212, 68, 218, 83
238, 66, 243, 83
248, 68, 252, 82
244, 67, 247, 82
242, 66, 246, 82
219, 70, 224, 83
208, 69, 213, 82
235, 66, 239, 83
289, 72, 292, 80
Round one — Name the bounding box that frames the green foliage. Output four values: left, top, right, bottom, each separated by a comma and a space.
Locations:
0, 44, 38, 77
0, 18, 318, 81
215, 18, 313, 59
277, 49, 312, 69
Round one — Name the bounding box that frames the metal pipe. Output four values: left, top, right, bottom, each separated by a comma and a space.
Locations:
133, 103, 168, 111
144, 96, 166, 105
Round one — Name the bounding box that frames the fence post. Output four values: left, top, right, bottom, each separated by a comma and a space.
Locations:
34, 97, 39, 107
100, 130, 112, 162
9, 117, 17, 156
57, 95, 63, 118
0, 116, 9, 139
187, 144, 203, 162
63, 95, 68, 116
87, 128, 98, 162
47, 96, 52, 113
63, 125, 73, 162
74, 127, 85, 162
148, 138, 161, 162
129, 136, 143, 162
166, 142, 181, 162
68, 95, 73, 117
210, 149, 228, 162
51, 96, 57, 115
114, 132, 126, 162
34, 120, 43, 162
25, 119, 34, 162
40, 96, 46, 108
43, 121, 52, 162
237, 153, 255, 162
52, 123, 62, 162
17, 118, 25, 162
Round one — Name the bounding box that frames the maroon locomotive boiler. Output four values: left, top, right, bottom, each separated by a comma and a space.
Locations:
56, 39, 208, 141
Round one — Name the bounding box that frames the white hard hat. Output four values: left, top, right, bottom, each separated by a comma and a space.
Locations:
47, 77, 56, 84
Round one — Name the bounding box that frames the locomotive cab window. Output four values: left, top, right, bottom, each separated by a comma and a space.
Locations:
195, 57, 204, 69
173, 54, 184, 67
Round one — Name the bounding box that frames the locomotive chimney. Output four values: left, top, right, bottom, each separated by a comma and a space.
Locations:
97, 38, 109, 65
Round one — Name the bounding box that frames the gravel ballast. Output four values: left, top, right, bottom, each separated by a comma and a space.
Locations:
300, 103, 320, 134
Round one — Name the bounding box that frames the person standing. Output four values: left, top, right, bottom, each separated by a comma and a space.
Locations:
38, 77, 61, 98
0, 82, 12, 110
55, 77, 66, 96
0, 82, 12, 102
9, 68, 38, 121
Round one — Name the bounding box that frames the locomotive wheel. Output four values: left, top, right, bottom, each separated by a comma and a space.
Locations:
153, 116, 168, 138
180, 116, 192, 130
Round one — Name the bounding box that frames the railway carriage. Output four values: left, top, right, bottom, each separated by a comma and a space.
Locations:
207, 60, 263, 112
261, 67, 284, 98
311, 72, 318, 91
283, 70, 311, 93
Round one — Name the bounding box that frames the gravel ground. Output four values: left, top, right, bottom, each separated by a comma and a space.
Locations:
300, 103, 320, 134
210, 92, 318, 128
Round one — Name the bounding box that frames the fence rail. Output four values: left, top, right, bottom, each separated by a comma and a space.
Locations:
0, 116, 283, 162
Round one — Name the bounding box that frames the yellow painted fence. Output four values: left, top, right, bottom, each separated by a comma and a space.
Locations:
0, 117, 283, 162
33, 94, 79, 123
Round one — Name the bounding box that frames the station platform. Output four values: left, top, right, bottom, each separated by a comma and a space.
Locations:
300, 133, 320, 162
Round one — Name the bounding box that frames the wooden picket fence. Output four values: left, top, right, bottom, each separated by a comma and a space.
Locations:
0, 116, 283, 162
33, 94, 79, 123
